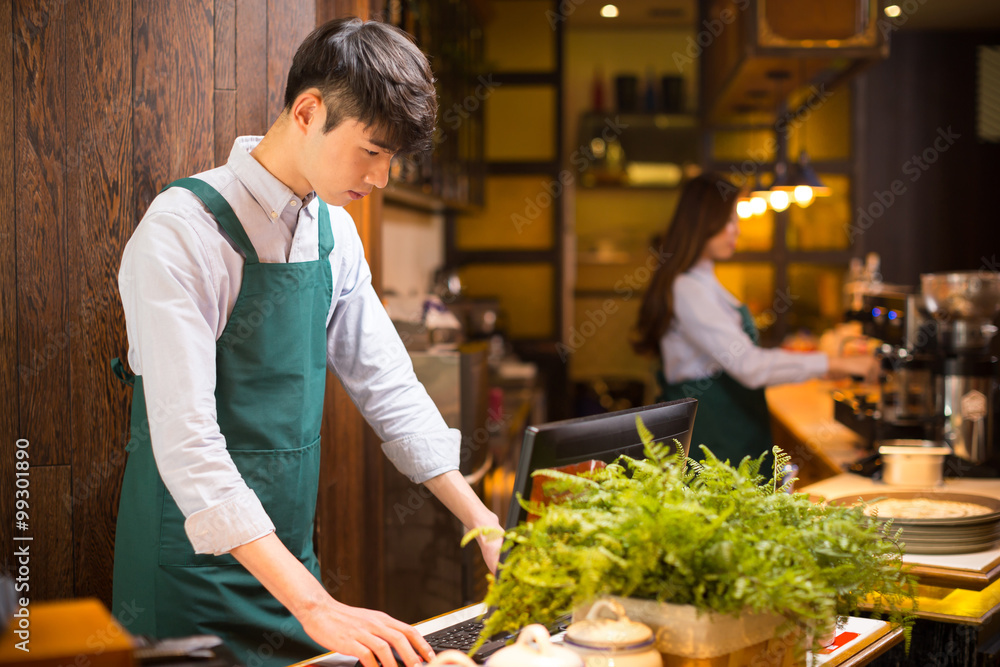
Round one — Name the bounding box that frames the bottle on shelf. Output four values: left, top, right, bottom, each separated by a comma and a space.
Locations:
643, 67, 657, 113
591, 66, 606, 115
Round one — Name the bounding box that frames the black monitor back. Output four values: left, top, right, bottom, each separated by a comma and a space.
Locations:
504, 398, 698, 530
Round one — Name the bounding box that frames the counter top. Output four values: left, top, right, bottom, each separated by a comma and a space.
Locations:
802, 473, 1000, 629
293, 603, 902, 667
766, 379, 869, 469
802, 473, 1000, 592
766, 379, 870, 486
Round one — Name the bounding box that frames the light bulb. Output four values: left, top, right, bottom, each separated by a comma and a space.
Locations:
769, 190, 790, 212
600, 4, 619, 18
736, 200, 753, 219
793, 185, 814, 207
750, 196, 768, 215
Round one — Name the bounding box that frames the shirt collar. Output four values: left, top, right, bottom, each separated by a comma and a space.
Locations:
227, 136, 315, 223
690, 258, 715, 275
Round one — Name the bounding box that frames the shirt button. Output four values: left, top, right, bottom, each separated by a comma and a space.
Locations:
270, 211, 278, 219
290, 200, 298, 207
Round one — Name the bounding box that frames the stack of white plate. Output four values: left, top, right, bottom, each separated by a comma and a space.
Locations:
829, 492, 1000, 555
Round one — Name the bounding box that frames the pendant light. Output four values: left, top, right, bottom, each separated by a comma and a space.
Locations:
768, 159, 791, 212
737, 106, 769, 216
774, 61, 831, 207
750, 69, 793, 214
749, 176, 769, 215
790, 150, 831, 206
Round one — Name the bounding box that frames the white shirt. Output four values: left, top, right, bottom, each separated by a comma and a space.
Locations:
119, 137, 459, 556
660, 259, 828, 388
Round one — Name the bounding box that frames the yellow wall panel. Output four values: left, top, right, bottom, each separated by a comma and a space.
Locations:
575, 188, 679, 256
712, 126, 777, 164
788, 86, 852, 161
569, 296, 652, 386
787, 174, 851, 251
459, 264, 553, 339
486, 87, 556, 161
788, 263, 848, 334
735, 211, 774, 252
484, 0, 555, 72
715, 262, 776, 333
456, 176, 555, 250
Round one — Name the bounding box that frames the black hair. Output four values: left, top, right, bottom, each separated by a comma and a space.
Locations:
283, 17, 438, 155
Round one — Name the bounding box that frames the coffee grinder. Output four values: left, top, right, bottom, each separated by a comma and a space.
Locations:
920, 271, 1000, 476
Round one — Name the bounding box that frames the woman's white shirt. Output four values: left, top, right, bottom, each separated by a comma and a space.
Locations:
659, 259, 828, 389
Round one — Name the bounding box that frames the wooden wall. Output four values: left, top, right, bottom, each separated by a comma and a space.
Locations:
854, 30, 1000, 286
1, 0, 385, 614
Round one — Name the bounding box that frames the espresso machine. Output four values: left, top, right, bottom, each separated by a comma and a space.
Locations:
836, 287, 939, 446
836, 271, 1000, 477
920, 272, 1000, 475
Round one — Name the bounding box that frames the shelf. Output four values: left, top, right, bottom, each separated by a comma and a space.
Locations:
579, 111, 698, 129
383, 182, 480, 216
577, 181, 684, 192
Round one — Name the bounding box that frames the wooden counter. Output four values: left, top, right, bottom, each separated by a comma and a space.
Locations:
801, 474, 1000, 666
293, 603, 904, 667
766, 380, 870, 487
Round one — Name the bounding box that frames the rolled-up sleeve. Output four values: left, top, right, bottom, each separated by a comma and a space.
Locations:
672, 274, 828, 389
325, 212, 459, 483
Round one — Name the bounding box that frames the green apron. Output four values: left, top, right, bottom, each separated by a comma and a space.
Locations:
112, 177, 333, 667
657, 304, 773, 468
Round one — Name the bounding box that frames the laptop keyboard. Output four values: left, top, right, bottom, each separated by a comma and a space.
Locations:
423, 615, 571, 664
424, 618, 514, 663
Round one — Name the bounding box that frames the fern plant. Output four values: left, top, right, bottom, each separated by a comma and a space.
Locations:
465, 416, 917, 652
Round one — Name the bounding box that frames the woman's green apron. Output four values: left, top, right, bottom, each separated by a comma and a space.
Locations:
657, 304, 773, 467
112, 178, 333, 667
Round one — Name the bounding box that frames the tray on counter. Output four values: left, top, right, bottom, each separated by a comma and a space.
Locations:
828, 491, 1000, 555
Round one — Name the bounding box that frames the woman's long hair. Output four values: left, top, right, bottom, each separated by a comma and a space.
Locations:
632, 173, 741, 357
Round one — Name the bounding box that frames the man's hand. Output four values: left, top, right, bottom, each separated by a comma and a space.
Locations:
423, 470, 503, 574
474, 527, 503, 575
231, 533, 431, 667
298, 599, 434, 667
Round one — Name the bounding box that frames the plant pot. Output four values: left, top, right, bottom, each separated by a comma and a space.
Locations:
575, 597, 804, 667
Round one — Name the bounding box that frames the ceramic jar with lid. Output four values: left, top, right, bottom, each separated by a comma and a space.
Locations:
426, 650, 479, 667
563, 600, 662, 667
486, 625, 583, 667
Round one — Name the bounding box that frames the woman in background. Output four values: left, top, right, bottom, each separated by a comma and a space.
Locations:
632, 173, 876, 466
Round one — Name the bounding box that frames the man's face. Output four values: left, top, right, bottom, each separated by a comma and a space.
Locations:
299, 105, 395, 207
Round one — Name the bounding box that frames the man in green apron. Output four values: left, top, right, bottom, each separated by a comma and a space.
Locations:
112, 18, 502, 667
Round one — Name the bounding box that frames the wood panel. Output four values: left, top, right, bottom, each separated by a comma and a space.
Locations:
236, 0, 268, 136
31, 466, 74, 600
65, 0, 134, 606
316, 373, 381, 607
15, 0, 69, 466
346, 194, 384, 292
0, 0, 17, 579
215, 89, 237, 166
266, 0, 316, 126
215, 0, 236, 89
215, 0, 237, 165
133, 0, 214, 218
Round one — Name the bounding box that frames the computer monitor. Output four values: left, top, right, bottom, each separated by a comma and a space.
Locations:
504, 398, 698, 530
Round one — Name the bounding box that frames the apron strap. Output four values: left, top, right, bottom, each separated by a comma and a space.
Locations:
110, 357, 135, 386
161, 178, 260, 265
317, 200, 335, 257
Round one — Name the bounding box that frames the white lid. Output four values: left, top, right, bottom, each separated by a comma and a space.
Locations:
878, 445, 952, 456
486, 625, 583, 667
